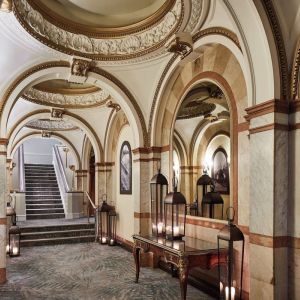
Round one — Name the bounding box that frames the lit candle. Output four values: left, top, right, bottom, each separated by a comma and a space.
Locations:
12, 247, 18, 255
109, 239, 114, 245
220, 282, 223, 292
157, 222, 163, 234
173, 226, 179, 236
102, 237, 107, 243
166, 226, 172, 234
225, 286, 235, 300
173, 243, 180, 250
6, 245, 9, 254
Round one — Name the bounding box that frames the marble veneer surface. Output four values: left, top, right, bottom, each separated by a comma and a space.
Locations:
0, 243, 215, 300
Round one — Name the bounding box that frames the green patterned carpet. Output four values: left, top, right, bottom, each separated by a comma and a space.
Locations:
0, 243, 215, 300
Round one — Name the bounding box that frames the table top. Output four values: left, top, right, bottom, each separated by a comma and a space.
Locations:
133, 234, 225, 256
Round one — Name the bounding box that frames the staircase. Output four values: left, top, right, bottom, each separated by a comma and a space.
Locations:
25, 164, 65, 220
20, 223, 95, 247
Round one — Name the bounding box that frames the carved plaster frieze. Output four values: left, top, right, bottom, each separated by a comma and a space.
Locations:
41, 130, 51, 138
13, 0, 184, 60
51, 108, 64, 119
26, 119, 78, 131
23, 87, 110, 108
184, 0, 203, 33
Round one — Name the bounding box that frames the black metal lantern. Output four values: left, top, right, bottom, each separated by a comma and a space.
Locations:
202, 191, 224, 219
196, 172, 214, 216
150, 169, 168, 237
163, 177, 186, 240
218, 208, 244, 300
98, 195, 113, 244
108, 210, 117, 246
8, 225, 21, 257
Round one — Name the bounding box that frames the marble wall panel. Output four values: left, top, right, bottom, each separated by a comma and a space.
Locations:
249, 131, 274, 236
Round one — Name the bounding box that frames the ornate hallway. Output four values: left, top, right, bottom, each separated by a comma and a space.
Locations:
0, 243, 213, 300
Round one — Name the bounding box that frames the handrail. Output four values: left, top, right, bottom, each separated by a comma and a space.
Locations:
18, 144, 25, 192
53, 145, 70, 192
85, 191, 98, 240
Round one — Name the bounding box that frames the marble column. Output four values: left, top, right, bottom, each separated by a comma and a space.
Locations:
95, 163, 106, 206
0, 138, 7, 283
246, 100, 289, 299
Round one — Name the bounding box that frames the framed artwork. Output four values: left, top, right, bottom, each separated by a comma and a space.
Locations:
120, 141, 132, 194
212, 147, 230, 194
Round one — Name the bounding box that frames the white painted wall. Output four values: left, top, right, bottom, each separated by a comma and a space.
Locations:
23, 138, 59, 165
115, 125, 135, 242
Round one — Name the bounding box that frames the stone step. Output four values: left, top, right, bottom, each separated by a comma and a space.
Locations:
26, 200, 63, 204
26, 208, 65, 214
26, 183, 58, 186
26, 213, 65, 220
20, 235, 95, 247
21, 229, 95, 240
26, 204, 63, 209
26, 187, 59, 190
25, 193, 61, 196
20, 223, 95, 233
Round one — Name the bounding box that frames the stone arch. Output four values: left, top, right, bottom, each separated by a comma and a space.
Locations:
105, 110, 129, 163
173, 130, 188, 167
10, 131, 81, 170
7, 110, 102, 163
0, 61, 147, 152
81, 135, 93, 170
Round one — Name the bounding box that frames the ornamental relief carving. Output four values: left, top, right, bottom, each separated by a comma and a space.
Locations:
23, 87, 111, 108
26, 119, 78, 131
13, 0, 185, 60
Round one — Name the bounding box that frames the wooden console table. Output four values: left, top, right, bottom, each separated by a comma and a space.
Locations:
133, 235, 226, 300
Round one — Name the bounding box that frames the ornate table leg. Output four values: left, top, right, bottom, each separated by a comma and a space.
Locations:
178, 256, 189, 300
133, 244, 141, 283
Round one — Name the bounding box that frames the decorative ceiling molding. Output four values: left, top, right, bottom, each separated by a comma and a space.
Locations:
260, 0, 289, 100
291, 36, 300, 100
13, 0, 185, 61
26, 0, 175, 38
184, 0, 203, 33
23, 87, 111, 108
25, 119, 78, 131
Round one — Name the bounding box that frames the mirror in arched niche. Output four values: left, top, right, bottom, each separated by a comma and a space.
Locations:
173, 81, 231, 220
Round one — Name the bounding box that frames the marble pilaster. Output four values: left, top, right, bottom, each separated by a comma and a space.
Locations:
248, 105, 289, 299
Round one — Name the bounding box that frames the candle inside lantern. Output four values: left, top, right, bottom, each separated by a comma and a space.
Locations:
157, 222, 163, 234
220, 282, 223, 292
12, 247, 18, 255
109, 239, 114, 245
173, 226, 179, 236
225, 286, 235, 300
173, 242, 180, 250
102, 237, 107, 243
6, 245, 9, 254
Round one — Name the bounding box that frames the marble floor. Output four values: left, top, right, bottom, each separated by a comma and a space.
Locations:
0, 243, 215, 300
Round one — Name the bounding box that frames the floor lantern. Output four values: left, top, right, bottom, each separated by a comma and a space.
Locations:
108, 210, 117, 246
9, 225, 21, 257
150, 169, 168, 237
99, 195, 112, 244
218, 207, 244, 300
164, 176, 186, 240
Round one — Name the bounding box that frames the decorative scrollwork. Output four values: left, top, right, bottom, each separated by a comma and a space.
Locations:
23, 87, 110, 108
25, 119, 78, 131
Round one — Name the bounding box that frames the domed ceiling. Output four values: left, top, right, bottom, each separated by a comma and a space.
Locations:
23, 79, 111, 108
37, 0, 169, 28
13, 0, 204, 60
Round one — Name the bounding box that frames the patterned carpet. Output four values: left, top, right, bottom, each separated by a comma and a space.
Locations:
0, 243, 215, 300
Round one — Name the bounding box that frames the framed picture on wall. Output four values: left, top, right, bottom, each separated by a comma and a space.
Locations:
120, 141, 132, 194
212, 147, 230, 194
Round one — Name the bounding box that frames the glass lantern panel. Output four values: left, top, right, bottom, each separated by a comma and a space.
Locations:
172, 203, 185, 238
151, 184, 167, 236
9, 234, 20, 256
100, 212, 109, 243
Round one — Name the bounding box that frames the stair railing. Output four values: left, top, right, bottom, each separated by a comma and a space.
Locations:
85, 191, 98, 241
18, 144, 25, 193
53, 145, 70, 192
